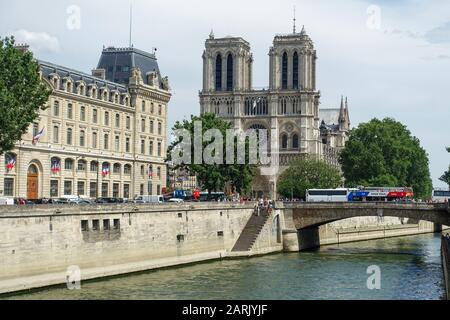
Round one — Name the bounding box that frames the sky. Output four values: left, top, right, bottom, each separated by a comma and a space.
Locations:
1, 0, 449, 188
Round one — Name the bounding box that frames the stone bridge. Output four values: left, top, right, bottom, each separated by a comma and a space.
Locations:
284, 202, 450, 229
280, 202, 450, 251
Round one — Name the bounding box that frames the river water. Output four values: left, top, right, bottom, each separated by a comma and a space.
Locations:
4, 233, 446, 300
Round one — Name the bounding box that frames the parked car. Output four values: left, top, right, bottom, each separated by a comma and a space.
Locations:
133, 195, 164, 204
168, 198, 184, 203
95, 197, 125, 204
0, 197, 14, 205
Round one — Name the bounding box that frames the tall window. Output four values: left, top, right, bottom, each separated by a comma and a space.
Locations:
141, 119, 146, 132
115, 135, 120, 152
226, 54, 233, 91
64, 181, 72, 195
50, 180, 58, 197
215, 54, 222, 91
80, 106, 86, 121
150, 120, 154, 134
158, 122, 162, 135
157, 167, 161, 179
115, 114, 120, 128
67, 103, 73, 119
157, 142, 162, 157
79, 130, 85, 147
125, 137, 130, 152
149, 141, 154, 155
158, 105, 162, 116
281, 134, 288, 149
53, 126, 59, 143
92, 109, 98, 123
92, 132, 97, 148
141, 140, 145, 154
90, 182, 97, 198
104, 111, 109, 126
124, 164, 131, 175
142, 100, 146, 112
126, 116, 131, 129
292, 134, 299, 149
53, 101, 60, 116
4, 178, 14, 196
77, 160, 86, 171
66, 128, 73, 145
293, 52, 299, 89
103, 134, 109, 150
282, 52, 288, 90
77, 181, 85, 196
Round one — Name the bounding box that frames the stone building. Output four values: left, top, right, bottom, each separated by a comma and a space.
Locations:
199, 28, 350, 198
0, 46, 171, 200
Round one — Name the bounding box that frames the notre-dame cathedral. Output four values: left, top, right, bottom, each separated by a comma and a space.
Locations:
199, 26, 350, 198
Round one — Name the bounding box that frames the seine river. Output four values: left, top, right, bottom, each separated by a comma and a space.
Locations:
5, 233, 446, 300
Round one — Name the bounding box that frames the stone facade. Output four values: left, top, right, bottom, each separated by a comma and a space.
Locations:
0, 47, 171, 200
199, 28, 350, 198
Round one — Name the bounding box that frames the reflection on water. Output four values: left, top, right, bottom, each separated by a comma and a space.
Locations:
3, 233, 445, 300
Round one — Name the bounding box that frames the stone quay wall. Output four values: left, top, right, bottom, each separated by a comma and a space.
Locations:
442, 234, 450, 300
0, 203, 283, 294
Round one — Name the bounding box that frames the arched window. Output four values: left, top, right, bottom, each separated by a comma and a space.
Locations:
292, 134, 299, 149
215, 54, 222, 91
226, 54, 233, 91
293, 52, 299, 89
77, 159, 86, 171
90, 160, 98, 172
64, 159, 74, 170
282, 52, 288, 90
28, 164, 38, 174
113, 163, 121, 174
281, 134, 288, 149
66, 128, 73, 145
124, 164, 132, 175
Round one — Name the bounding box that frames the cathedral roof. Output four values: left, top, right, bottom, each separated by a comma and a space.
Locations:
319, 108, 341, 127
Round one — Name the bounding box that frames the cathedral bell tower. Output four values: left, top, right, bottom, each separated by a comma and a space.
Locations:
202, 33, 253, 93
269, 26, 317, 91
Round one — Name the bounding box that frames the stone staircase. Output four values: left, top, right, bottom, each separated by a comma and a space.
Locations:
232, 208, 271, 252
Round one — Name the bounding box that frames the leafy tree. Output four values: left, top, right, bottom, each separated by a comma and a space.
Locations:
440, 147, 450, 188
0, 37, 51, 154
339, 118, 433, 199
277, 156, 342, 200
166, 113, 257, 197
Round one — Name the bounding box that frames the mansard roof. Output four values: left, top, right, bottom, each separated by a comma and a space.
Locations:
97, 46, 161, 87
39, 60, 128, 94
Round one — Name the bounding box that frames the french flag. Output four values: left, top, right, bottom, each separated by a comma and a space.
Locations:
51, 160, 60, 173
32, 127, 45, 145
102, 165, 110, 176
6, 157, 16, 170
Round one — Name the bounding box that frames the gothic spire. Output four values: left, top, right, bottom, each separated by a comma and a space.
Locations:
339, 95, 345, 123
293, 6, 297, 34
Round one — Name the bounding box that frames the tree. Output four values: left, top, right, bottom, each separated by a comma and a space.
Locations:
277, 157, 342, 200
166, 113, 257, 197
440, 147, 450, 188
0, 37, 51, 155
339, 118, 433, 199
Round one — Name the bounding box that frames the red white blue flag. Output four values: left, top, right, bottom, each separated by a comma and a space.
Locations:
32, 127, 45, 145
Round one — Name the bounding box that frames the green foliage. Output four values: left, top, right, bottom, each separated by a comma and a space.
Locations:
277, 156, 342, 199
166, 113, 257, 195
339, 118, 433, 199
0, 37, 51, 154
439, 147, 450, 187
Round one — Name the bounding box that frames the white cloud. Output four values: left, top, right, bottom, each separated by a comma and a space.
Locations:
11, 29, 60, 53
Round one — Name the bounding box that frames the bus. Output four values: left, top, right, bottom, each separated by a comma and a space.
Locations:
432, 189, 450, 203
348, 187, 413, 202
306, 188, 355, 202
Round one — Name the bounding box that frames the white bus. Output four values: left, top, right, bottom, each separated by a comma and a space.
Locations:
306, 188, 355, 202
432, 189, 450, 203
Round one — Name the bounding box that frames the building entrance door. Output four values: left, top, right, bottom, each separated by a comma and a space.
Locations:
27, 164, 39, 200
